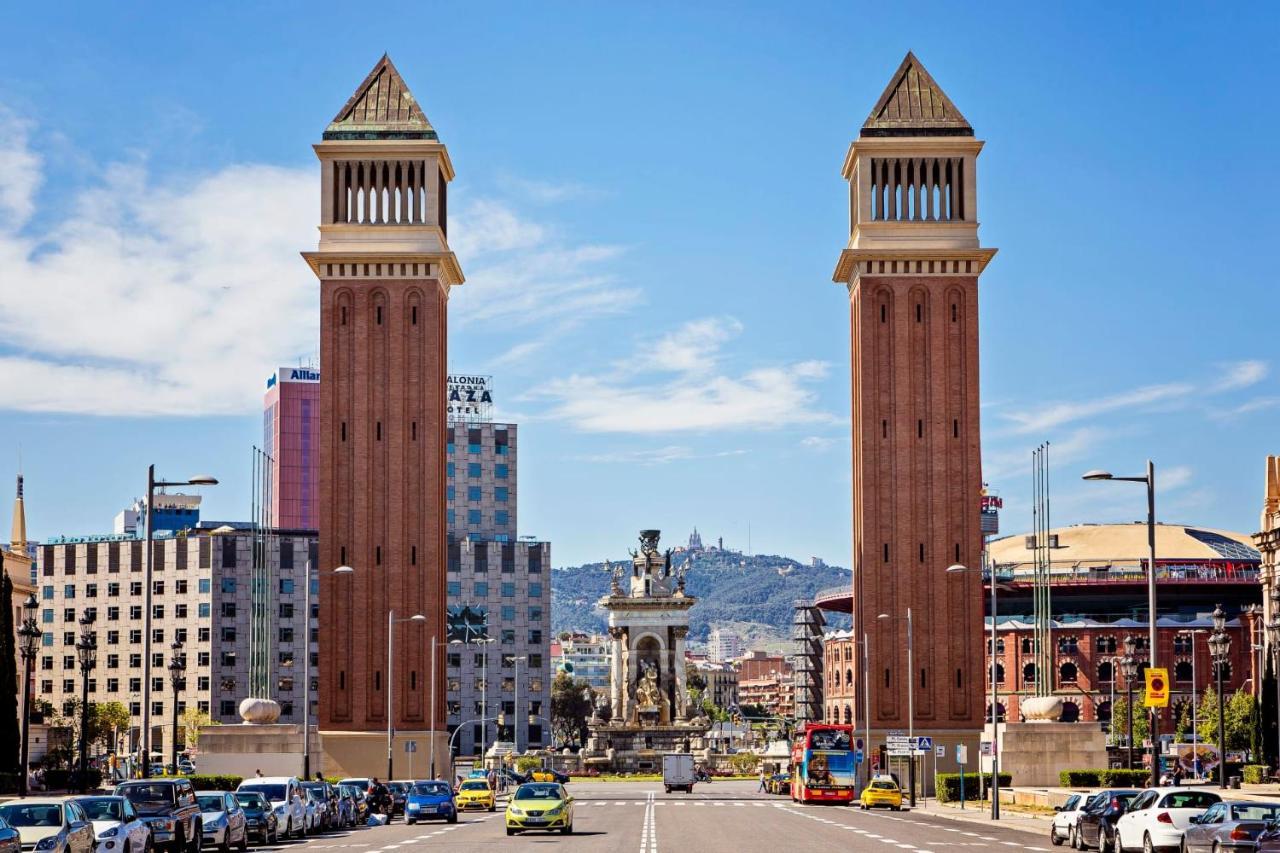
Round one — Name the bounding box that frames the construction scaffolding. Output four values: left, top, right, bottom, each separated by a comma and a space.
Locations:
792, 600, 826, 724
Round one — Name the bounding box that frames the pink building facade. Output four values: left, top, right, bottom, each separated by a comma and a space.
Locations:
264, 366, 320, 530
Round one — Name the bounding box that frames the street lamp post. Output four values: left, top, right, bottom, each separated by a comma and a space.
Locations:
877, 608, 914, 808
1083, 462, 1159, 787
17, 594, 38, 797
387, 609, 427, 780
1118, 637, 1139, 772
167, 640, 186, 774
75, 613, 97, 787
1209, 604, 1231, 789
141, 467, 217, 778
1268, 587, 1280, 772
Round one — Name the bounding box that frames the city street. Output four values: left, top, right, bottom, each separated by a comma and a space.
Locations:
253, 781, 1052, 852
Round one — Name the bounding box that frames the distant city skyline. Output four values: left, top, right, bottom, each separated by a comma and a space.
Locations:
2, 3, 1278, 566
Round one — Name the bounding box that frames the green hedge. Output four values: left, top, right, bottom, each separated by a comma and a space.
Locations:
185, 774, 244, 791
1058, 769, 1152, 788
1244, 765, 1269, 784
936, 773, 1011, 803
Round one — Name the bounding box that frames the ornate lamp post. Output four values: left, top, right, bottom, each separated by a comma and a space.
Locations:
167, 640, 186, 774
1268, 587, 1280, 771
1208, 604, 1231, 789
1118, 636, 1139, 771
75, 612, 98, 786
17, 594, 39, 796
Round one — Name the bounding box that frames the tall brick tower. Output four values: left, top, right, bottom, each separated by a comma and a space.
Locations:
832, 53, 995, 772
304, 55, 463, 776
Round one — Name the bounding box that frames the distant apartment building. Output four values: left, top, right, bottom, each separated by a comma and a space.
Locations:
708, 629, 744, 663
113, 494, 202, 537
694, 660, 739, 710
263, 366, 320, 530
737, 650, 793, 683
446, 421, 516, 541
35, 528, 318, 758
554, 633, 611, 694
738, 671, 795, 719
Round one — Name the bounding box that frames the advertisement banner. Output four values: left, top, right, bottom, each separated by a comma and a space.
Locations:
803, 729, 855, 788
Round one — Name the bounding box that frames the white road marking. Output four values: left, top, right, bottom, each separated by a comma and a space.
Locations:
638, 791, 658, 853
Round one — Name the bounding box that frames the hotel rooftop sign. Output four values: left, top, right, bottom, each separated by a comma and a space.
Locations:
448, 373, 493, 422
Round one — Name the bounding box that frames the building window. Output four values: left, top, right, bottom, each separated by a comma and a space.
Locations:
528, 630, 542, 644
467, 486, 481, 502
529, 654, 542, 669
446, 462, 455, 478
446, 486, 455, 501
221, 652, 237, 667
280, 628, 294, 643
495, 487, 508, 503
85, 583, 97, 598
220, 701, 236, 717
221, 628, 236, 642
1059, 662, 1078, 683
198, 578, 211, 594
474, 583, 488, 597
468, 510, 481, 525
502, 606, 515, 622
280, 604, 294, 619
447, 581, 461, 596
529, 583, 542, 598
501, 629, 515, 645
1175, 660, 1193, 682
1173, 635, 1193, 655
501, 583, 515, 598
1097, 661, 1114, 683
41, 610, 52, 624
1023, 663, 1036, 685
63, 585, 75, 599
198, 603, 210, 618
221, 602, 236, 618
1057, 636, 1079, 655
175, 579, 187, 594
175, 604, 187, 618
1021, 638, 1033, 654
41, 585, 53, 600
468, 463, 482, 477
279, 579, 294, 594
153, 581, 164, 596
495, 511, 509, 526
528, 606, 542, 620
220, 577, 236, 594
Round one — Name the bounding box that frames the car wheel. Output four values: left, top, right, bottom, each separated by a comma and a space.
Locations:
1070, 827, 1079, 849
1099, 829, 1113, 853
406, 818, 415, 826
1143, 834, 1156, 853
237, 827, 247, 852
191, 822, 203, 853
142, 836, 154, 853
447, 814, 457, 825
1053, 826, 1065, 846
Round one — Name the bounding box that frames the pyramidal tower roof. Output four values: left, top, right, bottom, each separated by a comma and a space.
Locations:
324, 54, 438, 141
861, 51, 972, 138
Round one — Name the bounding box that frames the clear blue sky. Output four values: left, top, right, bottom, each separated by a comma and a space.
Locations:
1, 2, 1277, 566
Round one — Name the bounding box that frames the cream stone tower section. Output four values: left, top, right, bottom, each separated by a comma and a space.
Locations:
304, 55, 463, 777
832, 53, 996, 769
1254, 457, 1280, 627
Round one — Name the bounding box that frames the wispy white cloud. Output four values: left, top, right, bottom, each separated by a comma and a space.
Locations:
982, 426, 1108, 481
0, 108, 39, 224
499, 175, 601, 204
800, 436, 837, 451
1211, 397, 1280, 420
1000, 383, 1192, 435
574, 445, 747, 466
1215, 360, 1268, 391
1160, 465, 1193, 491
531, 316, 833, 433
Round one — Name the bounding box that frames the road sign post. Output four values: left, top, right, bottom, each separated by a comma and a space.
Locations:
957, 744, 969, 810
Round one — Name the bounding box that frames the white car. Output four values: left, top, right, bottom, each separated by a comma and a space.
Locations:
301, 790, 323, 834
197, 791, 248, 852
1114, 787, 1221, 853
1050, 793, 1088, 847
237, 777, 306, 839
71, 796, 148, 853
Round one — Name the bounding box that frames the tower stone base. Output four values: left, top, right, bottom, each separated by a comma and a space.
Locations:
195, 724, 320, 778
994, 722, 1108, 787
319, 730, 451, 781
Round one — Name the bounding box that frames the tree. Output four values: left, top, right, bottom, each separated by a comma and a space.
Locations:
0, 569, 19, 772
95, 702, 131, 754
1198, 687, 1257, 753
1110, 695, 1149, 747
179, 707, 215, 752
550, 673, 594, 747
1173, 702, 1192, 743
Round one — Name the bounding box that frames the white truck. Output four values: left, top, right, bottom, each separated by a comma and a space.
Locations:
663, 753, 696, 793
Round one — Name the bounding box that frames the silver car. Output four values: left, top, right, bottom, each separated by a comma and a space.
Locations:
1183, 800, 1280, 852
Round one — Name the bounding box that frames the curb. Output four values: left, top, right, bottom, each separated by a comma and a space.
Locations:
910, 805, 1051, 837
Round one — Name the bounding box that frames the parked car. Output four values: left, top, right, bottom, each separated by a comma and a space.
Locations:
299, 782, 338, 831
300, 789, 323, 834
1185, 800, 1280, 852
338, 785, 367, 825
72, 795, 150, 853
115, 778, 203, 853
196, 791, 247, 853
231, 792, 278, 846
0, 798, 95, 853
1050, 793, 1088, 847
405, 781, 457, 825
859, 776, 903, 811
235, 777, 305, 840
330, 786, 355, 829
1114, 788, 1221, 853
1075, 789, 1142, 852
767, 773, 790, 795
0, 814, 23, 853
530, 768, 570, 785
387, 782, 410, 817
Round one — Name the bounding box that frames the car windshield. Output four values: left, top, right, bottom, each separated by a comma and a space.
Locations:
238, 784, 286, 802
1159, 792, 1220, 809
1232, 804, 1280, 821
870, 781, 897, 791
197, 795, 226, 812
413, 783, 451, 796
388, 783, 408, 793
235, 794, 267, 810
0, 804, 61, 828
118, 784, 175, 807
460, 781, 489, 791
514, 784, 562, 801
76, 798, 122, 821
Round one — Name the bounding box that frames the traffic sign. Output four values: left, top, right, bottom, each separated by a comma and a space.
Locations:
980, 741, 993, 757
855, 737, 865, 752
915, 736, 933, 750
956, 744, 969, 765
1144, 668, 1170, 708
935, 745, 945, 758
854, 749, 864, 763
405, 741, 417, 753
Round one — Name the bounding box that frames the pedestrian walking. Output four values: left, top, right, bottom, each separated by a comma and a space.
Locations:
758, 767, 767, 792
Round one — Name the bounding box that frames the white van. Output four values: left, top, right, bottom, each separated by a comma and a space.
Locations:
237, 776, 306, 838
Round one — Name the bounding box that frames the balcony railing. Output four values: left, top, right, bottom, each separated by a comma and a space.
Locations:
984, 562, 1258, 586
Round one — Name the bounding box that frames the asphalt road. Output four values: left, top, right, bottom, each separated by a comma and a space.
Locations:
249, 780, 1055, 853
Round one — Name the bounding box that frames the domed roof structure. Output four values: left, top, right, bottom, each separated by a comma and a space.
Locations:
989, 522, 1260, 568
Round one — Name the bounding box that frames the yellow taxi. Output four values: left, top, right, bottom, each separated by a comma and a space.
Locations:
505, 782, 574, 836
455, 779, 496, 812
859, 775, 903, 811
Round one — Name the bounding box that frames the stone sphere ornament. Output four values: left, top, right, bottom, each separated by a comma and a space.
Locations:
1021, 695, 1064, 723
239, 697, 282, 724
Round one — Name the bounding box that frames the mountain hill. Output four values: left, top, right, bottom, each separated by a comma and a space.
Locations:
551, 548, 851, 648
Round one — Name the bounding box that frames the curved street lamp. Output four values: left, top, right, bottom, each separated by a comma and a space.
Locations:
1117, 636, 1140, 771
17, 594, 39, 796
1208, 604, 1231, 789
75, 613, 98, 787
167, 640, 186, 774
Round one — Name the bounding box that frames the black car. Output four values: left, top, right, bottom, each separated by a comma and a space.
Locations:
115, 778, 203, 853
1075, 789, 1141, 852
234, 791, 279, 845
299, 782, 339, 830
387, 782, 411, 817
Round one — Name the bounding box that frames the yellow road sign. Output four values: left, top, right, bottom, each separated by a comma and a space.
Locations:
1144, 668, 1169, 707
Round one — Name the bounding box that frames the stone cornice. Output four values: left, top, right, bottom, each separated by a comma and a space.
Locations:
598, 595, 696, 611
301, 251, 465, 287
314, 140, 455, 182
832, 247, 997, 284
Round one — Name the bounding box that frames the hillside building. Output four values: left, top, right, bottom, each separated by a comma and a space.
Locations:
708, 629, 743, 663
554, 633, 611, 694
693, 660, 738, 710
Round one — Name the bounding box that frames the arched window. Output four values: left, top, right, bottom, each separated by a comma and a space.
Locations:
846, 668, 854, 687
1137, 661, 1150, 681
992, 663, 1005, 684
844, 705, 853, 725
1023, 662, 1036, 685
1213, 660, 1232, 681
1095, 635, 1118, 654
1097, 661, 1114, 683
1172, 634, 1193, 655
1060, 701, 1080, 723
1096, 700, 1112, 724
1059, 662, 1079, 683
1175, 660, 1193, 682
1057, 636, 1079, 655
986, 702, 1006, 723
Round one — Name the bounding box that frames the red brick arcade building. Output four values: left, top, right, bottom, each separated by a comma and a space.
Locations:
306, 56, 465, 775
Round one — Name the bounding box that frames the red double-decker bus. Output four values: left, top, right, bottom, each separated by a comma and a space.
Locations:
790, 723, 856, 804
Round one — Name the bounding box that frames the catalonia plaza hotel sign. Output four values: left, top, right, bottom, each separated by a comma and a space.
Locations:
448, 374, 493, 423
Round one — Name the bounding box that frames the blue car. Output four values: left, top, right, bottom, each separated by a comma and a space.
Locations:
405, 781, 458, 825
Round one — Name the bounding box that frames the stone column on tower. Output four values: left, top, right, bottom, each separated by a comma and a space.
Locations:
672, 626, 689, 718
831, 52, 996, 767
304, 55, 464, 778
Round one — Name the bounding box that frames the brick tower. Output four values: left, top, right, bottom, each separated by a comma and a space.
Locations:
304, 55, 463, 775
832, 53, 995, 771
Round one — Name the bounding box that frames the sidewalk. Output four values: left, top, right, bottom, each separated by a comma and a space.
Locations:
909, 799, 1053, 837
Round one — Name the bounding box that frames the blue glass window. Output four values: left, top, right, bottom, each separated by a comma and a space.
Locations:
63, 585, 75, 599
41, 586, 53, 600
198, 603, 210, 618
221, 577, 236, 594
529, 583, 542, 598
495, 511, 509, 526
496, 445, 509, 456
41, 610, 52, 624
475, 582, 489, 597
447, 462, 455, 477
501, 606, 516, 622
468, 463, 482, 477
468, 443, 482, 454
447, 510, 456, 525
446, 486, 455, 500
495, 464, 509, 479
446, 441, 455, 454
467, 486, 481, 502
528, 606, 542, 620
495, 487, 508, 503
42, 633, 53, 647
501, 583, 515, 598
468, 510, 481, 525
198, 579, 211, 594
279, 579, 294, 594
447, 581, 461, 596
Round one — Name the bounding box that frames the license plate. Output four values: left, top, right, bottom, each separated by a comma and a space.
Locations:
525, 818, 545, 824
